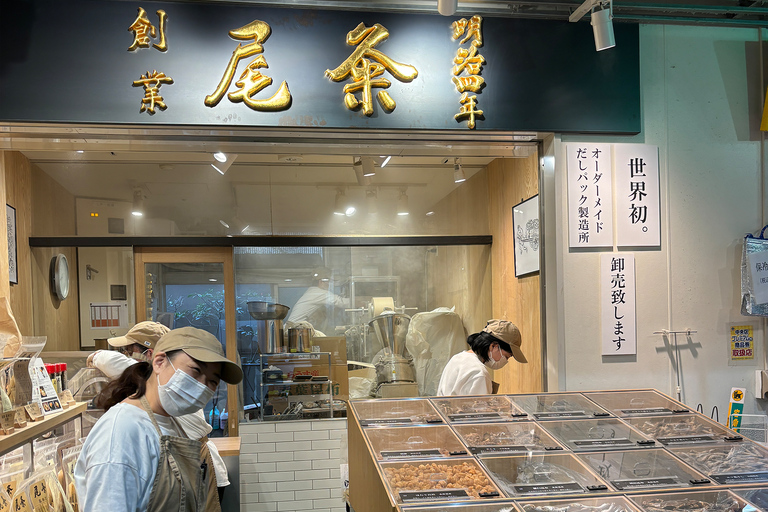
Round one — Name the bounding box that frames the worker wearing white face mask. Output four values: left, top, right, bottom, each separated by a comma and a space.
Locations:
75, 327, 243, 512
437, 319, 527, 396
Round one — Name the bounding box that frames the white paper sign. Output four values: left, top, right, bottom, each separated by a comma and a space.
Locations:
28, 358, 63, 415
567, 144, 613, 248
748, 250, 768, 305
601, 253, 636, 355
614, 144, 661, 247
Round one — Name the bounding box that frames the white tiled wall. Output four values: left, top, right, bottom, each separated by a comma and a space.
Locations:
240, 419, 347, 512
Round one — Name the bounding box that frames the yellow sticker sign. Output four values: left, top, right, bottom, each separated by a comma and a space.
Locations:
730, 325, 754, 360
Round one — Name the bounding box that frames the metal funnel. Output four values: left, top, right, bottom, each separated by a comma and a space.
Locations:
369, 313, 411, 359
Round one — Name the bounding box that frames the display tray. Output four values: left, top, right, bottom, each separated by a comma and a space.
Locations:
627, 489, 755, 512
584, 390, 691, 417
625, 414, 736, 446
668, 442, 768, 485
732, 487, 768, 509
517, 496, 642, 512
380, 458, 502, 504
365, 425, 469, 460
431, 396, 529, 423
350, 398, 443, 427
508, 394, 612, 421
452, 422, 564, 455
478, 453, 608, 498
577, 448, 708, 491
540, 418, 656, 452
398, 502, 520, 512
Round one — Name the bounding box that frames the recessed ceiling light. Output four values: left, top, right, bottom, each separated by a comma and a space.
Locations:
209, 278, 218, 282
284, 279, 292, 282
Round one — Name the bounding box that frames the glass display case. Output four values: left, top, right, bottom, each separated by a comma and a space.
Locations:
627, 489, 755, 512
379, 458, 502, 504
733, 487, 768, 510
668, 442, 768, 485
431, 396, 528, 423
577, 448, 708, 491
624, 414, 736, 446
584, 390, 691, 417
516, 496, 642, 512
399, 501, 520, 512
364, 425, 468, 460
350, 398, 443, 427
452, 422, 563, 455
478, 453, 608, 498
540, 418, 656, 451
251, 352, 335, 421
508, 394, 612, 421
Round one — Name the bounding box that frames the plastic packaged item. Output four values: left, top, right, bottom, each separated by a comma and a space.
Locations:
0, 467, 27, 500
60, 363, 67, 391
220, 410, 228, 432
209, 406, 220, 430
9, 467, 73, 512
60, 446, 83, 512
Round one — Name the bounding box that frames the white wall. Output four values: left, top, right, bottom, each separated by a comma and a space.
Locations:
550, 25, 768, 416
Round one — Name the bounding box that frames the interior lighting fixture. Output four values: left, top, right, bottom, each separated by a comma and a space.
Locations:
76, 150, 84, 154
208, 278, 218, 282
354, 157, 371, 186
211, 152, 238, 175
453, 158, 466, 183
426, 211, 435, 216
591, 1, 615, 51
397, 189, 409, 216
219, 220, 230, 229
379, 155, 391, 168
131, 188, 144, 217
438, 0, 458, 16
362, 156, 376, 177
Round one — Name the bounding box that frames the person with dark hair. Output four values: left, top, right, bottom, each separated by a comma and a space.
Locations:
437, 319, 527, 396
74, 327, 243, 512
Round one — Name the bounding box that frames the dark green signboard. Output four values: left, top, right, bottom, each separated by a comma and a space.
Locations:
0, 0, 640, 133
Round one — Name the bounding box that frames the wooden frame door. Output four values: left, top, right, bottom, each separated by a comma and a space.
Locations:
134, 246, 239, 437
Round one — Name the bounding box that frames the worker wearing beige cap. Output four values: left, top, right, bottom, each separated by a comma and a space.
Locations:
437, 319, 527, 396
75, 327, 243, 512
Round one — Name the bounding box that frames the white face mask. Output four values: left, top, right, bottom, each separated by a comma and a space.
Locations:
131, 349, 151, 362
157, 358, 215, 417
484, 344, 509, 370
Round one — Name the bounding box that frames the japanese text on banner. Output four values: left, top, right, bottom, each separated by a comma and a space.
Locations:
567, 144, 613, 248
614, 144, 661, 247
600, 253, 636, 355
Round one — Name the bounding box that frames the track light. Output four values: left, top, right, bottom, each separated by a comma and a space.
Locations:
591, 1, 615, 51
131, 188, 144, 217
397, 189, 409, 216
438, 0, 458, 16
362, 156, 376, 177
379, 156, 391, 168
354, 157, 372, 185
211, 152, 237, 175
453, 158, 466, 184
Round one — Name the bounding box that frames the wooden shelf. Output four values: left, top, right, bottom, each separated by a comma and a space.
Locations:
0, 402, 86, 455
210, 437, 241, 457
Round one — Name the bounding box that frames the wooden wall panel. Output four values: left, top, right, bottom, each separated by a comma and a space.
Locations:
2, 152, 33, 335
31, 247, 81, 351
487, 154, 542, 393
427, 168, 492, 337
0, 155, 8, 297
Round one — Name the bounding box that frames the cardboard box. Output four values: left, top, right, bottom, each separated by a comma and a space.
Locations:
311, 336, 347, 365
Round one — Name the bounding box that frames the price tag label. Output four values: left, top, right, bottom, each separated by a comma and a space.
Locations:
0, 411, 14, 435
59, 390, 75, 406
12, 409, 26, 428
12, 491, 32, 512
24, 403, 42, 422
2, 482, 16, 500
29, 480, 48, 512
0, 491, 9, 512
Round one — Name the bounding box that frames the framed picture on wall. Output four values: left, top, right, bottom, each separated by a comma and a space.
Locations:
512, 195, 540, 277
6, 204, 17, 284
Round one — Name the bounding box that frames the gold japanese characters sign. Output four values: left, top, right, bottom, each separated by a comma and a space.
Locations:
128, 8, 172, 114
325, 23, 418, 116
451, 15, 485, 129
132, 71, 174, 114
205, 20, 292, 112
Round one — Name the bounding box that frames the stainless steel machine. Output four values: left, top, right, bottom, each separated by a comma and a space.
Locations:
369, 312, 419, 398
247, 301, 290, 353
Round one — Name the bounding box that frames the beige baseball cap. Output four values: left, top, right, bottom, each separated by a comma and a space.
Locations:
154, 326, 243, 385
482, 319, 528, 363
108, 321, 169, 350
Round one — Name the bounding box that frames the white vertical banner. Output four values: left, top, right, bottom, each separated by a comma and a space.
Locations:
567, 144, 613, 248
614, 144, 661, 247
601, 253, 636, 355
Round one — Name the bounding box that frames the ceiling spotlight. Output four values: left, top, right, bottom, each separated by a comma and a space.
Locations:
362, 156, 376, 177
211, 152, 237, 174
379, 155, 392, 168
397, 189, 409, 216
354, 158, 371, 186
591, 1, 615, 51
453, 158, 466, 183
438, 0, 458, 16
131, 188, 144, 217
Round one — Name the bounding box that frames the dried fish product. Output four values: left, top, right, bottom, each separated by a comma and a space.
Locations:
463, 428, 541, 446
522, 504, 629, 512
542, 419, 653, 451
639, 495, 742, 512
351, 398, 442, 426
628, 415, 728, 444
670, 443, 768, 483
